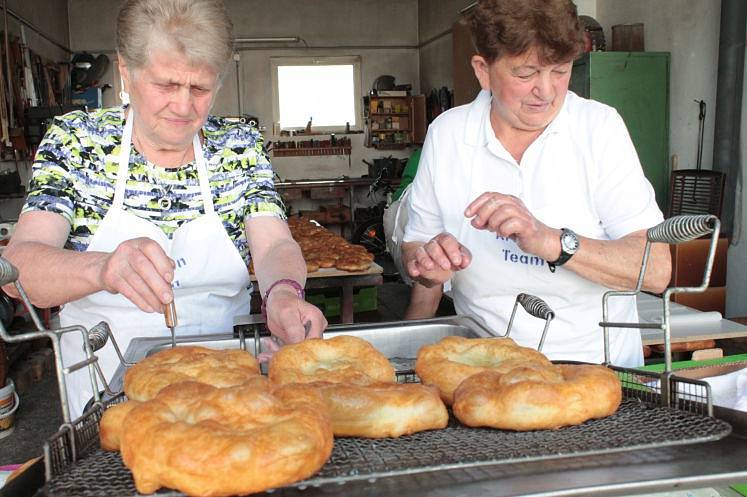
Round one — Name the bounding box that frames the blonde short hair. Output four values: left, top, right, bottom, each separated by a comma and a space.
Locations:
117, 0, 233, 76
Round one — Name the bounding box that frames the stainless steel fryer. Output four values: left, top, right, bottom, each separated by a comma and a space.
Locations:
42, 319, 732, 497
2, 213, 747, 497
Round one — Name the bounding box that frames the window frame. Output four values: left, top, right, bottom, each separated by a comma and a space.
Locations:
270, 56, 363, 133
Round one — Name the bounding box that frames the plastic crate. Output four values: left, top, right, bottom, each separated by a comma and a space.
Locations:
306, 287, 377, 318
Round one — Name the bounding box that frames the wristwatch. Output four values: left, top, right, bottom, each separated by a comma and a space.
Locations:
548, 228, 579, 272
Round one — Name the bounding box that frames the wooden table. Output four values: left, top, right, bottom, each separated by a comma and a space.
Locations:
251, 262, 384, 324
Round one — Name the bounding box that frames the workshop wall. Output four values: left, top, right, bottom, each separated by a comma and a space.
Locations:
0, 0, 69, 222
417, 0, 596, 93
595, 0, 721, 175
67, 0, 420, 181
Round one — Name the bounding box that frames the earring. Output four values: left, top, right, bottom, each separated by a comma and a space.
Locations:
119, 76, 130, 105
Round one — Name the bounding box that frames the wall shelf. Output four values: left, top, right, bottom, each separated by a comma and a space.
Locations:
273, 147, 352, 158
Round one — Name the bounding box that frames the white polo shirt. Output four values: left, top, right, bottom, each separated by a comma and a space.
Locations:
404, 90, 663, 366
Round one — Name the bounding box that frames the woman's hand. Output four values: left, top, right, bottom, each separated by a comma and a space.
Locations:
404, 233, 472, 287
96, 237, 176, 313
465, 193, 559, 261
264, 287, 327, 345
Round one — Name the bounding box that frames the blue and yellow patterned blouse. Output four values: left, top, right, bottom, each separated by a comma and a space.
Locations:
23, 107, 286, 265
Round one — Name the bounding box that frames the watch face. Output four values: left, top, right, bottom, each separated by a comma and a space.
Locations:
561, 230, 579, 254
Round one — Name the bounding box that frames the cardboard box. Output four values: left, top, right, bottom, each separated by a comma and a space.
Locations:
672, 360, 747, 411
672, 361, 747, 381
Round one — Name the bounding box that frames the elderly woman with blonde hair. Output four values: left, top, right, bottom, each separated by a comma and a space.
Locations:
2, 0, 325, 419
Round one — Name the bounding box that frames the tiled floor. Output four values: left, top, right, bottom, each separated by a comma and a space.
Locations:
0, 279, 455, 466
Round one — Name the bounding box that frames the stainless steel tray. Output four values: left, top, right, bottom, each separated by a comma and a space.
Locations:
41, 317, 736, 497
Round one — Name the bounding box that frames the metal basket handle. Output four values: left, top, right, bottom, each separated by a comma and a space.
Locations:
505, 293, 554, 352
647, 214, 718, 244
0, 257, 18, 285
0, 257, 125, 424
599, 214, 721, 410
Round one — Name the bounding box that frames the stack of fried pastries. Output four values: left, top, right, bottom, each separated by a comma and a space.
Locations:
269, 335, 449, 438
288, 217, 374, 273
416, 336, 622, 431
99, 346, 332, 497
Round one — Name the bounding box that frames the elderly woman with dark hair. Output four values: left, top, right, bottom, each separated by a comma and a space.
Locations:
3, 0, 325, 418
401, 0, 672, 367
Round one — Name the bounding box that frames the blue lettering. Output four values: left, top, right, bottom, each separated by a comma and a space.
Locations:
502, 249, 511, 261
176, 258, 187, 268
510, 253, 518, 263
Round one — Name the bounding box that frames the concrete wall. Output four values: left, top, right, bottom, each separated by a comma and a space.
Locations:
418, 0, 596, 94
0, 0, 69, 222
67, 0, 420, 181
595, 0, 721, 173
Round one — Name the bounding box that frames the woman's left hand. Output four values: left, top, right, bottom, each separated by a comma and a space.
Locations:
264, 287, 327, 345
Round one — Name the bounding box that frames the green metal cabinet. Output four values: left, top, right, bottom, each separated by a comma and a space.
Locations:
570, 52, 670, 210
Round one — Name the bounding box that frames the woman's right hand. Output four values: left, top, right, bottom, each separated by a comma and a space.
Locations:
404, 232, 471, 287
97, 237, 175, 313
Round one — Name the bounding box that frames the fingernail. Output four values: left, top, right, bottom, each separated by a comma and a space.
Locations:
162, 292, 172, 303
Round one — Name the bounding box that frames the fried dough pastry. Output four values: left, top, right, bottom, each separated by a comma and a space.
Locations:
274, 381, 448, 438
99, 400, 141, 451
453, 363, 622, 430
120, 381, 333, 497
269, 335, 396, 386
415, 336, 553, 404
334, 257, 372, 272
289, 217, 374, 273
101, 346, 265, 452
124, 346, 261, 401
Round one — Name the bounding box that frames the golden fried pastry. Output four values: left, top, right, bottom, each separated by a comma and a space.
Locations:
274, 381, 448, 438
290, 219, 374, 273
335, 257, 371, 272
100, 400, 141, 451
124, 346, 261, 402
453, 364, 622, 430
120, 381, 333, 496
415, 336, 552, 404
269, 335, 395, 386
316, 257, 337, 268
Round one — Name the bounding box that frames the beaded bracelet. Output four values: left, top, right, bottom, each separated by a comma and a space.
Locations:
261, 279, 305, 317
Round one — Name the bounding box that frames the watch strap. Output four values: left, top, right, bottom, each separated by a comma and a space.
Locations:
547, 228, 576, 273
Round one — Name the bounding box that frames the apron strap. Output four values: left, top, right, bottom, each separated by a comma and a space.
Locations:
193, 134, 215, 214
113, 107, 214, 215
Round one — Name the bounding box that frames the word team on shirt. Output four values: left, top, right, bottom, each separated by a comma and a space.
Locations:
496, 236, 546, 267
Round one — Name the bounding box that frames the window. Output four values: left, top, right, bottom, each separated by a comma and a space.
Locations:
271, 56, 361, 132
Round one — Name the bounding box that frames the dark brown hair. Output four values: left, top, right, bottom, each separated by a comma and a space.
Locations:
470, 0, 584, 64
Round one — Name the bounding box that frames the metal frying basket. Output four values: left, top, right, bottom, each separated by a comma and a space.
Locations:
600, 214, 721, 413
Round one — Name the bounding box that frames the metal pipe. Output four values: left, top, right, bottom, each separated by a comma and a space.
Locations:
234, 36, 300, 44
2, 0, 12, 129
234, 53, 242, 115
459, 2, 478, 15
0, 4, 72, 54
712, 0, 747, 236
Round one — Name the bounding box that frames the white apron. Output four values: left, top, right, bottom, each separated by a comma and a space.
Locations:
60, 109, 251, 419
449, 114, 643, 367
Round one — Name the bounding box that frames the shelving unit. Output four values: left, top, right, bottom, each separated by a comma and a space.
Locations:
272, 146, 352, 157
364, 94, 426, 150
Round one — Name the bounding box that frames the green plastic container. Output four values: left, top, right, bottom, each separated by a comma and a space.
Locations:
306, 287, 378, 318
